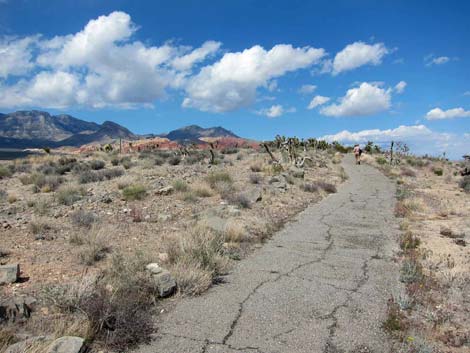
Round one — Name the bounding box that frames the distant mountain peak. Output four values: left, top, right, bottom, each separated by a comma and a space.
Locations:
164, 125, 239, 142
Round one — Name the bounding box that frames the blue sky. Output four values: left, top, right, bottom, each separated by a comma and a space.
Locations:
0, 0, 469, 158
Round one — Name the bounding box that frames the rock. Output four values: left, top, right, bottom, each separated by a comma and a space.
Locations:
5, 336, 50, 353
0, 296, 36, 322
158, 252, 169, 263
146, 263, 163, 274
202, 216, 228, 233
101, 195, 112, 204
152, 269, 176, 297
158, 213, 171, 222
46, 336, 85, 353
0, 264, 19, 284
245, 188, 262, 203
440, 226, 454, 238
156, 186, 174, 195
289, 167, 305, 179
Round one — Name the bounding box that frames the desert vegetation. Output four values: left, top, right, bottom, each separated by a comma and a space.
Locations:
363, 149, 470, 352
0, 138, 345, 351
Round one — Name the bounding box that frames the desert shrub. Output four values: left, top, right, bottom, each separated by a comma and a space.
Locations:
406, 157, 428, 168
284, 174, 296, 185
376, 156, 387, 165
214, 181, 236, 199
400, 258, 423, 284
111, 158, 119, 166
396, 185, 412, 201
78, 234, 110, 265
226, 193, 251, 209
167, 155, 181, 165
170, 262, 212, 296
78, 168, 124, 184
153, 156, 165, 166
28, 197, 50, 215
182, 191, 197, 203
184, 154, 205, 165
432, 167, 443, 176
29, 219, 51, 235
56, 185, 86, 205
192, 184, 213, 197
0, 189, 6, 201
0, 165, 12, 178
7, 194, 17, 203
172, 179, 189, 192
224, 221, 246, 243
400, 167, 416, 177
154, 150, 171, 159
301, 183, 319, 193
383, 297, 407, 332
206, 171, 233, 188
43, 251, 156, 349
70, 210, 98, 228
249, 173, 262, 184
122, 184, 147, 201
459, 176, 470, 192
271, 163, 283, 175
166, 227, 229, 289
395, 198, 422, 218
315, 181, 337, 193
33, 174, 63, 192
221, 147, 238, 155
89, 160, 105, 170
399, 231, 420, 251
121, 157, 133, 170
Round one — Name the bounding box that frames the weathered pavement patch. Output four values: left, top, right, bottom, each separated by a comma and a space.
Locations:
136, 156, 400, 353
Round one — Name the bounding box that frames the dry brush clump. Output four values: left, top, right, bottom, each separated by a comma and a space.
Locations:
42, 251, 158, 350
122, 184, 147, 201
162, 226, 230, 296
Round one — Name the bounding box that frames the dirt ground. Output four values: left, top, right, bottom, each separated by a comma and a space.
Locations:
363, 153, 470, 352
0, 146, 344, 350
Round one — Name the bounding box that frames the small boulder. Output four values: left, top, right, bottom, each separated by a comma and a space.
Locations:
0, 264, 19, 285
245, 188, 262, 203
5, 336, 50, 353
47, 336, 85, 353
0, 296, 36, 322
153, 270, 176, 297
156, 186, 174, 196
146, 263, 163, 274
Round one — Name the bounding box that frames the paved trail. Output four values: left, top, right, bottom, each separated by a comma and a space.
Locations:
137, 156, 401, 353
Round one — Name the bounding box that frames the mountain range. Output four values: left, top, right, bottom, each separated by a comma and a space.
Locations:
0, 110, 239, 149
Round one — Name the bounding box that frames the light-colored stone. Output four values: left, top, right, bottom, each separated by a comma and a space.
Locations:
146, 263, 163, 274
46, 336, 85, 353
156, 186, 174, 195
0, 264, 19, 284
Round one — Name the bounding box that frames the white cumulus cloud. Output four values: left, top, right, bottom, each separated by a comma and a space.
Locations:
320, 82, 392, 117
331, 41, 389, 75
258, 104, 296, 118
425, 107, 470, 120
0, 36, 38, 78
307, 95, 330, 109
171, 40, 221, 71
182, 44, 326, 112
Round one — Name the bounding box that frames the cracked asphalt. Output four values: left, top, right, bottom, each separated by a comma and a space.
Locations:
136, 155, 401, 353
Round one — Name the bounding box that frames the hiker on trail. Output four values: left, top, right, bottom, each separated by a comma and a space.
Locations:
353, 144, 362, 165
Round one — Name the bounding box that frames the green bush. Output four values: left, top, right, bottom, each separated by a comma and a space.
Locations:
376, 156, 387, 165
432, 167, 443, 176
122, 184, 147, 201
459, 176, 470, 192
